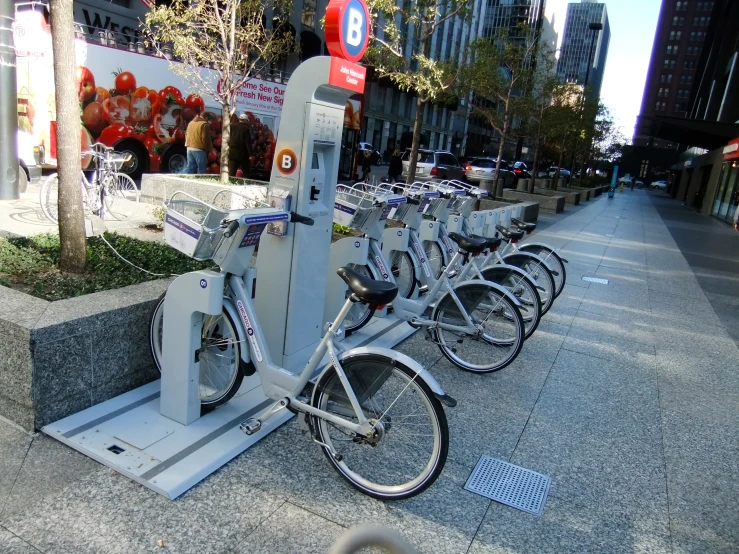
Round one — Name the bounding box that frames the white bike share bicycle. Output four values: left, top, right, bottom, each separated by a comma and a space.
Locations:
151, 191, 453, 499
40, 143, 140, 223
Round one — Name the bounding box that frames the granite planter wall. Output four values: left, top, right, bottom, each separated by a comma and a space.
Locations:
0, 279, 170, 431
140, 174, 268, 209
502, 190, 565, 213
534, 188, 580, 206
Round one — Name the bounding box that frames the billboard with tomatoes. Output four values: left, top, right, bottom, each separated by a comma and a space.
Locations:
14, 5, 284, 178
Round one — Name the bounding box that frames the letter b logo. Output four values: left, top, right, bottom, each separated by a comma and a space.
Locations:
346, 7, 363, 47
276, 149, 298, 175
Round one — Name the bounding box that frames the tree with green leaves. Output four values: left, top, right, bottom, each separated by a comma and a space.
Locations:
145, 0, 295, 183
365, 0, 471, 183
463, 28, 539, 197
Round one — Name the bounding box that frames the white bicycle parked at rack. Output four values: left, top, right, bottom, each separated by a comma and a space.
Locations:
150, 190, 454, 500
39, 143, 140, 223
331, 185, 525, 374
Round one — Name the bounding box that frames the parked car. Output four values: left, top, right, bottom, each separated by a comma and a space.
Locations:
548, 167, 571, 178
401, 149, 466, 181
617, 174, 633, 185
512, 161, 532, 178
649, 180, 667, 190
464, 158, 516, 189
358, 142, 382, 165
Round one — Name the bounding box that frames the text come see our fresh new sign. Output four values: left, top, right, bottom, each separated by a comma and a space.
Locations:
324, 0, 369, 94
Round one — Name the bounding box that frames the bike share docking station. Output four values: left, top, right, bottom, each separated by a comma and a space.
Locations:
41, 0, 410, 499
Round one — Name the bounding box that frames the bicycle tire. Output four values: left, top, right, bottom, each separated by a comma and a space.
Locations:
103, 172, 140, 221
432, 281, 524, 373
502, 252, 557, 315
40, 171, 89, 223
389, 250, 417, 299
480, 266, 542, 340
312, 354, 448, 500
518, 244, 567, 298
148, 292, 246, 412
342, 264, 377, 336
423, 239, 446, 280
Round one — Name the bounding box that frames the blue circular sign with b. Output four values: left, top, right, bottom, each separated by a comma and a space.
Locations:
325, 0, 370, 63
199, 279, 207, 289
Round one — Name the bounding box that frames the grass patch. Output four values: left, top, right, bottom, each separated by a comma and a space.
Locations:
0, 233, 212, 301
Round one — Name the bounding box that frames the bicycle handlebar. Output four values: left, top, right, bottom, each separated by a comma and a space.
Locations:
223, 219, 240, 238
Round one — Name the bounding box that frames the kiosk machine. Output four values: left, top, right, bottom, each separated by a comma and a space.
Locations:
42, 0, 378, 499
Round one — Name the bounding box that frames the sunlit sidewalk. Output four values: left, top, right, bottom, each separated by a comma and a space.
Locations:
0, 189, 737, 553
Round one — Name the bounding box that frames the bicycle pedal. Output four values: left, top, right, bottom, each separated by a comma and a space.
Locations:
239, 418, 261, 435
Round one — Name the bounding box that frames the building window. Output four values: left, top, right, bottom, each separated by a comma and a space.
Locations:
667, 45, 679, 56
678, 89, 689, 98
655, 102, 667, 112
684, 60, 696, 69
301, 0, 316, 28
681, 74, 693, 84
675, 103, 684, 112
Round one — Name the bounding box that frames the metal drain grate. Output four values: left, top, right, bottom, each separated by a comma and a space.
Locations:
464, 456, 551, 516
582, 276, 609, 285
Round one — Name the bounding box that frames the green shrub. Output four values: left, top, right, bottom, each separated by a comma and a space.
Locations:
0, 233, 212, 301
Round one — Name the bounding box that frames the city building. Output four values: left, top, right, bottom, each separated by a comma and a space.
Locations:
631, 0, 715, 170
540, 0, 570, 57
465, 0, 547, 157
638, 0, 738, 223
556, 0, 611, 99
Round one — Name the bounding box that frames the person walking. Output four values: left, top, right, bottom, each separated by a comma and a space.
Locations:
733, 201, 739, 231
228, 114, 248, 177
361, 150, 372, 183
183, 107, 212, 174
388, 149, 403, 184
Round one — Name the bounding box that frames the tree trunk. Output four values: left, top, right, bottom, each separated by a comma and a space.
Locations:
407, 96, 425, 184
220, 101, 232, 184
50, 0, 87, 274
529, 139, 539, 194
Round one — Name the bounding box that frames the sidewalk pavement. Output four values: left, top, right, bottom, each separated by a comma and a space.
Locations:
0, 190, 737, 553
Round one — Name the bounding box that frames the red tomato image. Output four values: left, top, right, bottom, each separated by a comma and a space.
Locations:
94, 87, 109, 103
82, 101, 107, 135
130, 96, 152, 123
185, 94, 204, 112
213, 136, 222, 150
182, 107, 196, 122
144, 136, 161, 155
77, 66, 96, 103
159, 86, 183, 106
235, 169, 243, 178
208, 163, 220, 174
113, 70, 137, 95
132, 86, 149, 99
98, 124, 136, 146
80, 126, 94, 168
208, 148, 218, 163
210, 116, 222, 132
103, 96, 131, 125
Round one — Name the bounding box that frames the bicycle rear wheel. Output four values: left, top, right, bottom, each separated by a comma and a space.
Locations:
312, 354, 448, 500
518, 244, 567, 298
103, 172, 140, 220
502, 253, 556, 315
39, 172, 87, 223
480, 266, 541, 340
432, 282, 524, 373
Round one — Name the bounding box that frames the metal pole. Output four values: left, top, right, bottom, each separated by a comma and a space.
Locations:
0, 0, 19, 200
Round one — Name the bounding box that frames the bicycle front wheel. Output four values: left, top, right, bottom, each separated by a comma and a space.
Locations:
342, 264, 377, 336
312, 354, 448, 500
389, 250, 416, 299
432, 282, 524, 373
423, 239, 446, 280
103, 172, 140, 220
148, 292, 245, 412
519, 244, 567, 298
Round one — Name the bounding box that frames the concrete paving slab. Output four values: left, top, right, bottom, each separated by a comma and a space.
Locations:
0, 526, 41, 554
572, 309, 655, 346
561, 326, 657, 370
0, 425, 32, 513
0, 434, 100, 520
233, 502, 345, 554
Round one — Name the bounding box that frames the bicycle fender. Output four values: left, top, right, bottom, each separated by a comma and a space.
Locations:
222, 298, 251, 365
451, 278, 524, 309
314, 346, 456, 408
519, 242, 568, 264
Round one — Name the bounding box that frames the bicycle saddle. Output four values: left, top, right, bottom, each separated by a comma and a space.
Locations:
447, 232, 487, 254
337, 266, 398, 305
511, 218, 536, 233
470, 234, 502, 250
496, 225, 525, 241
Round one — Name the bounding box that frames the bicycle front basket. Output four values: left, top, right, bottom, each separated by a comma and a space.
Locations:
164, 191, 229, 260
